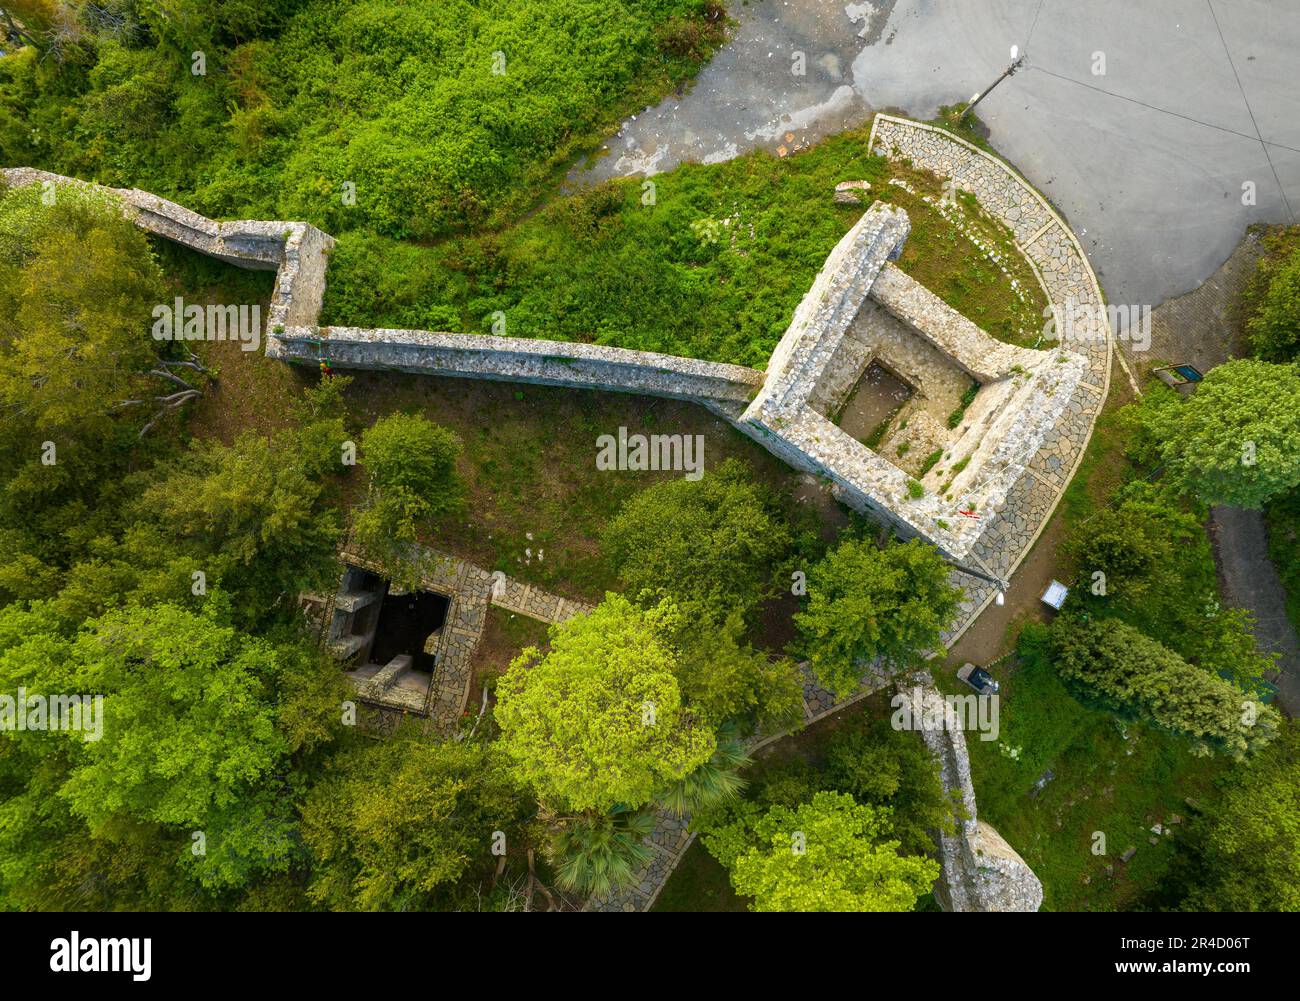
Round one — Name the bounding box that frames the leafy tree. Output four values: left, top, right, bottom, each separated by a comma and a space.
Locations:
660, 606, 804, 733
56, 604, 283, 827
0, 182, 213, 444
138, 429, 344, 624
493, 594, 715, 813
1063, 482, 1197, 609
300, 734, 527, 911
1049, 616, 1279, 760
795, 537, 960, 696
1064, 481, 1273, 693
0, 599, 349, 902
1174, 722, 1300, 911
823, 721, 952, 857
549, 806, 653, 898
1139, 359, 1300, 508
354, 411, 462, 573
704, 790, 938, 912
601, 458, 793, 623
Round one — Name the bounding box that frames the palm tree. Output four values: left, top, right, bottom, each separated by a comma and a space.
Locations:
659, 724, 751, 816
550, 806, 654, 897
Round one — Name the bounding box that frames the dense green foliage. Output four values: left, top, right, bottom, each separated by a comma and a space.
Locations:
0, 189, 348, 626
0, 182, 171, 441
1063, 481, 1273, 693
0, 0, 724, 241
1048, 616, 1279, 760
822, 720, 953, 857
1166, 722, 1300, 911
795, 537, 961, 696
702, 790, 938, 912
1248, 228, 1300, 633
601, 459, 805, 734
353, 411, 463, 576
602, 458, 793, 622
493, 594, 715, 814
1127, 358, 1300, 509
300, 733, 528, 911
1266, 487, 1300, 633
687, 706, 949, 911
660, 608, 804, 733
0, 599, 350, 906
1244, 227, 1300, 363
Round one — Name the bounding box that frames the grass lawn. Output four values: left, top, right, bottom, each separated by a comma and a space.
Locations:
1057, 368, 1139, 538
323, 123, 1048, 366
651, 838, 747, 912
341, 369, 826, 601
468, 605, 553, 709
929, 652, 1228, 911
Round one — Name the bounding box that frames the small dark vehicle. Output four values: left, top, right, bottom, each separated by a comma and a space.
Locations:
957, 662, 1000, 694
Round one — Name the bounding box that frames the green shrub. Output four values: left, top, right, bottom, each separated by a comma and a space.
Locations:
1244, 227, 1300, 362
1049, 616, 1279, 760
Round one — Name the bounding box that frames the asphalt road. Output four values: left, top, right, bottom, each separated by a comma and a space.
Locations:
577, 0, 1300, 308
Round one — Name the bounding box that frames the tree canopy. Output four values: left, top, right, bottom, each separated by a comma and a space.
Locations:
601, 458, 793, 623
300, 734, 527, 911
704, 790, 939, 912
1137, 359, 1300, 509
795, 537, 960, 696
493, 594, 716, 813
1049, 616, 1279, 760
353, 411, 463, 577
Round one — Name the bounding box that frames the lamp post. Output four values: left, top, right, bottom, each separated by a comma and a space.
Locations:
960, 45, 1025, 123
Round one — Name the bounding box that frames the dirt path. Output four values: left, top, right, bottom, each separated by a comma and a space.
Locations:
1210, 507, 1300, 715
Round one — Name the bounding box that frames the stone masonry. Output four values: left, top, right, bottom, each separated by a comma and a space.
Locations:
317, 547, 591, 736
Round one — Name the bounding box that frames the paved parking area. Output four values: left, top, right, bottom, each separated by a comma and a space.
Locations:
578, 0, 1300, 307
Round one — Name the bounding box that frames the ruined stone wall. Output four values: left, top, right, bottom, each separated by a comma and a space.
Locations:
870, 264, 1042, 382
866, 116, 1113, 592
1, 168, 335, 326
9, 135, 1104, 912
268, 325, 764, 417
902, 677, 1044, 912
